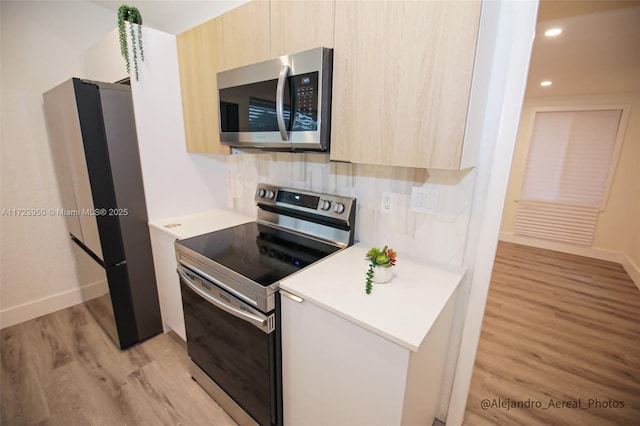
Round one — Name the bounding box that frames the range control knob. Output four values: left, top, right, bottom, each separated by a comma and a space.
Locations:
258, 189, 266, 198
333, 203, 345, 214
320, 200, 332, 211
266, 190, 276, 200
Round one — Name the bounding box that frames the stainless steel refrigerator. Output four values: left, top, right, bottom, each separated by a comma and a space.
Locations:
43, 78, 161, 349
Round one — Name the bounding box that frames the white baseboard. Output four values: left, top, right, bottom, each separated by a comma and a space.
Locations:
499, 232, 624, 263
0, 281, 107, 329
622, 255, 640, 290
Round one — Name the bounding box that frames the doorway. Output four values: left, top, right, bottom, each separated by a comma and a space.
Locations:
468, 1, 640, 424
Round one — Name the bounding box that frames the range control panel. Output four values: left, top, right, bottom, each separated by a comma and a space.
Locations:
255, 183, 354, 219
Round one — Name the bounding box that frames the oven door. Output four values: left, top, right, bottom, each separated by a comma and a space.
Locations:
177, 265, 281, 426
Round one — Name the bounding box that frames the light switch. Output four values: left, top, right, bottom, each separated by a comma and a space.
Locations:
410, 187, 438, 215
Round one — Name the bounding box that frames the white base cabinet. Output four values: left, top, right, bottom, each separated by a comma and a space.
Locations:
281, 289, 458, 425
149, 227, 186, 340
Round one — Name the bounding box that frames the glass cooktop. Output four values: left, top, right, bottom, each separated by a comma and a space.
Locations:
177, 222, 340, 287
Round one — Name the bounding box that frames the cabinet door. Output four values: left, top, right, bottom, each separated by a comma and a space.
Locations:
281, 292, 408, 425
221, 0, 270, 70
177, 17, 228, 153
270, 0, 335, 57
330, 1, 481, 169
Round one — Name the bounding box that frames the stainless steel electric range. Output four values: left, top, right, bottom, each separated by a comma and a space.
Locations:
175, 184, 356, 426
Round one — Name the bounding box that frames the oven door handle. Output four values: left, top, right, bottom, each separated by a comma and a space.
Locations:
177, 266, 273, 333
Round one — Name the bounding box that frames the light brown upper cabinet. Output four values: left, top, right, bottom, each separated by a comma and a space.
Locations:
270, 0, 335, 57
177, 16, 227, 153
177, 1, 270, 153
330, 1, 482, 169
221, 0, 270, 70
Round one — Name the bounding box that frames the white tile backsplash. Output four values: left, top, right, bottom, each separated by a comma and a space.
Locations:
226, 153, 475, 268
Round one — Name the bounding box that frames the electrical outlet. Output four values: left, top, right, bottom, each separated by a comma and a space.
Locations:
381, 192, 394, 214
411, 186, 438, 215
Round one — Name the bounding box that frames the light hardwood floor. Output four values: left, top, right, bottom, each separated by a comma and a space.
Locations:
464, 242, 640, 425
1, 304, 238, 425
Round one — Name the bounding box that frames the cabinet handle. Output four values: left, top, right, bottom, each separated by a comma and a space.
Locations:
281, 289, 303, 303
276, 64, 290, 141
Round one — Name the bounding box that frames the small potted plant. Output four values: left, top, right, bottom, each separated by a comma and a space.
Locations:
118, 5, 144, 80
365, 245, 397, 294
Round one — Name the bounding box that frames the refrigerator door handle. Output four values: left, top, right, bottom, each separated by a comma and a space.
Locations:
71, 235, 106, 268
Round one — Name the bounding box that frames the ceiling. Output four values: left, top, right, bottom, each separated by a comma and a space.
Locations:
86, 0, 639, 98
526, 0, 640, 97
88, 0, 249, 35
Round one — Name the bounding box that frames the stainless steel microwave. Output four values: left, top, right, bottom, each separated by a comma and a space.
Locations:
217, 47, 333, 151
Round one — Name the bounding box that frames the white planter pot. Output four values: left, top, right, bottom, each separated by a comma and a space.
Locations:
372, 266, 393, 284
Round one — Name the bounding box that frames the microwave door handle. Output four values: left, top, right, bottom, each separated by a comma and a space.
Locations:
276, 64, 290, 141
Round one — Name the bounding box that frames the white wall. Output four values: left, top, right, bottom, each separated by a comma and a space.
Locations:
82, 23, 229, 220
128, 26, 227, 221
447, 1, 539, 424
84, 28, 127, 82
0, 3, 228, 327
0, 1, 115, 327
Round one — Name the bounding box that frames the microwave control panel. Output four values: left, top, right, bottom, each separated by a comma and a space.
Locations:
291, 72, 319, 131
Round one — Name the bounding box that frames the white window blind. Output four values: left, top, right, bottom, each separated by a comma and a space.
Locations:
515, 109, 624, 246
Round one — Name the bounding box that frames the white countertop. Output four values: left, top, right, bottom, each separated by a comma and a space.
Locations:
280, 242, 465, 352
148, 209, 255, 240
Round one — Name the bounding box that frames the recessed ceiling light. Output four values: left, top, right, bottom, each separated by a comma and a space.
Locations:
545, 28, 563, 37
540, 81, 552, 87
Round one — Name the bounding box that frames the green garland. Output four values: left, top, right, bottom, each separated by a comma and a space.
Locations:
118, 5, 144, 80
366, 261, 375, 294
